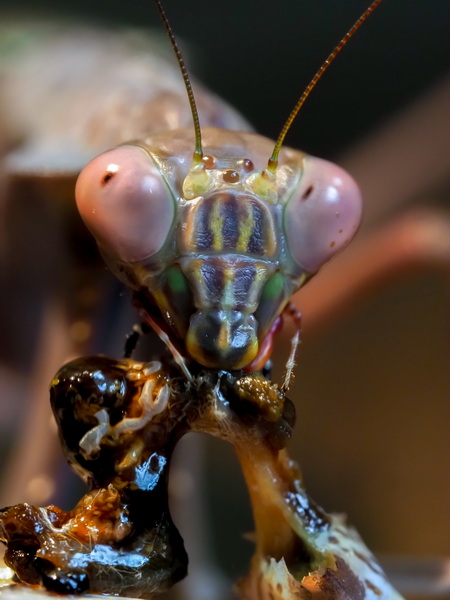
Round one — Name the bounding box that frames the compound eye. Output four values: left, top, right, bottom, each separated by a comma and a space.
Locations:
284, 156, 362, 273
75, 146, 175, 263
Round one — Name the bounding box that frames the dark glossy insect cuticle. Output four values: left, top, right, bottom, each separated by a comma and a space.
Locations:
41, 569, 90, 595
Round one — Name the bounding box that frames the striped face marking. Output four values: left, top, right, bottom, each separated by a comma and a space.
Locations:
182, 191, 277, 258
177, 162, 283, 368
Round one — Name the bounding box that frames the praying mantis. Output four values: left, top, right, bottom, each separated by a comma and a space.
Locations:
0, 1, 446, 600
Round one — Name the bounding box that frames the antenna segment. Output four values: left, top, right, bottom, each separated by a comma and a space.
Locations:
268, 0, 384, 173
153, 0, 203, 163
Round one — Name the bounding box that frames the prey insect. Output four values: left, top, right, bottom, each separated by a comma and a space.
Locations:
0, 1, 406, 599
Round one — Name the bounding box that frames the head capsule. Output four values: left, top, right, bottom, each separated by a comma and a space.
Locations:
75, 129, 361, 372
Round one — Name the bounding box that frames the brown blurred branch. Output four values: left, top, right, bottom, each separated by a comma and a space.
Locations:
295, 208, 450, 337
341, 75, 450, 228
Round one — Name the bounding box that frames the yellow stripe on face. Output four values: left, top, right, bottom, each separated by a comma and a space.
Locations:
184, 213, 195, 250
236, 202, 254, 253
218, 320, 231, 350
188, 258, 208, 306
246, 262, 270, 308
210, 200, 224, 251
222, 265, 236, 310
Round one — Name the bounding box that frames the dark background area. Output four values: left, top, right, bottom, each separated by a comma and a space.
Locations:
2, 0, 448, 157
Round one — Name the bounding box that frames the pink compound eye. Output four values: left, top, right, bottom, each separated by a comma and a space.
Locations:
75, 145, 175, 263
283, 156, 362, 273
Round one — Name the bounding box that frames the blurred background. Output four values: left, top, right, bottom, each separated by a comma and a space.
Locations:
0, 1, 448, 598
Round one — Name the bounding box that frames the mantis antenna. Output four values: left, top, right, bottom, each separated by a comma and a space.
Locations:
267, 0, 384, 174
153, 0, 203, 164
